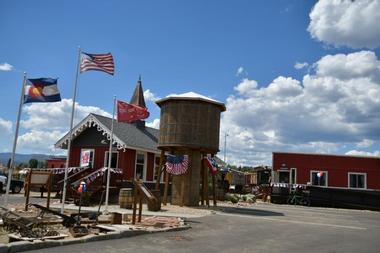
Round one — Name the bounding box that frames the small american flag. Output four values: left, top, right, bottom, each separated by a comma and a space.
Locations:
80, 52, 115, 75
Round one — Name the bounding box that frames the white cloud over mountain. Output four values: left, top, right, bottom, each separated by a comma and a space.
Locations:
308, 0, 380, 49
221, 50, 380, 166
0, 63, 13, 71
146, 118, 160, 129
0, 118, 12, 135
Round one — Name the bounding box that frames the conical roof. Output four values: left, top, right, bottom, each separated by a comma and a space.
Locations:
130, 76, 147, 108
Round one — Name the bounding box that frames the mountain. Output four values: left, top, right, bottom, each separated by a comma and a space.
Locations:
0, 153, 53, 166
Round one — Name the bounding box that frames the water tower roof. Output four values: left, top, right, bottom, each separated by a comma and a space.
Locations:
156, 91, 226, 111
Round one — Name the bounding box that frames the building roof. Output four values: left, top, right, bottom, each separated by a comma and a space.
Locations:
272, 151, 380, 160
156, 91, 226, 111
55, 113, 159, 153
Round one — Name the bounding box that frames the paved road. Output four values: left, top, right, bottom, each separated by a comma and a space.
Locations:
26, 203, 380, 253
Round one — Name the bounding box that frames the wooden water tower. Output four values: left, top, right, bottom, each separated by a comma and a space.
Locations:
156, 92, 226, 206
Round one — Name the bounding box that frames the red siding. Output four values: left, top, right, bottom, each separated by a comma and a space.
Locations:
119, 149, 136, 180
46, 158, 66, 168
273, 152, 380, 190
146, 152, 155, 181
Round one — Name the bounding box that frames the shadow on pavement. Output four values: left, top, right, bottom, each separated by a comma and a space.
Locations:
219, 207, 284, 216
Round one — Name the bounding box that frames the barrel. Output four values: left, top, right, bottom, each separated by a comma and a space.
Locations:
119, 188, 133, 209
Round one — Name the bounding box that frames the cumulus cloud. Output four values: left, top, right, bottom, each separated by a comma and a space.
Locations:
345, 150, 380, 157
144, 89, 160, 102
0, 118, 12, 135
221, 50, 380, 166
0, 63, 13, 71
18, 99, 111, 153
146, 118, 160, 129
308, 0, 380, 49
294, 62, 309, 70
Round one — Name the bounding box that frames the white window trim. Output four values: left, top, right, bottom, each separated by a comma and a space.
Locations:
290, 168, 297, 184
135, 152, 147, 181
104, 151, 119, 169
310, 170, 328, 187
348, 172, 367, 189
80, 148, 95, 168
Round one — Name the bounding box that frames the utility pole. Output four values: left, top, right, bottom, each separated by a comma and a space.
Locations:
224, 132, 228, 164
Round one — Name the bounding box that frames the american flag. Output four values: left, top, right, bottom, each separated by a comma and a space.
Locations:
165, 155, 189, 175
80, 52, 115, 75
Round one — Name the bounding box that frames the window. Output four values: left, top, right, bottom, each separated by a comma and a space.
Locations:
104, 151, 119, 168
153, 155, 163, 182
80, 149, 95, 168
310, 171, 328, 187
279, 171, 290, 183
348, 173, 366, 189
135, 152, 146, 180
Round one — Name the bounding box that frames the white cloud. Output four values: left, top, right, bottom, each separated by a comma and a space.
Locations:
146, 118, 160, 129
345, 150, 380, 157
294, 62, 309, 70
356, 139, 375, 148
21, 98, 111, 130
236, 66, 248, 77
0, 118, 12, 135
144, 89, 160, 102
0, 63, 13, 71
221, 50, 380, 166
17, 99, 111, 153
308, 0, 380, 48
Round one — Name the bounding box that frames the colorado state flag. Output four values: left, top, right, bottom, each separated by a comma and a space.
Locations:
24, 78, 61, 104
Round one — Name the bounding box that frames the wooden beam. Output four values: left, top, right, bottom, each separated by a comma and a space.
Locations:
46, 171, 52, 209
200, 158, 204, 205
132, 182, 138, 224
138, 190, 143, 223
180, 175, 185, 207
205, 165, 209, 207
212, 174, 217, 207
25, 171, 32, 211
155, 150, 165, 190
163, 170, 169, 205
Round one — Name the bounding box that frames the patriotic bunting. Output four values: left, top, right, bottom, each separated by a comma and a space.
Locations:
72, 167, 122, 187
165, 155, 189, 175
203, 157, 219, 176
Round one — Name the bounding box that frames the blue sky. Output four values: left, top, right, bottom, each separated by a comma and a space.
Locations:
1, 0, 380, 165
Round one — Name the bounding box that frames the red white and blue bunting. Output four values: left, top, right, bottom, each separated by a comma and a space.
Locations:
203, 157, 219, 176
72, 167, 122, 187
165, 155, 189, 175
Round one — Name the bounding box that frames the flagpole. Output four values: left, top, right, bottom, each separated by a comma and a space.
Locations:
4, 72, 27, 207
104, 96, 116, 214
61, 46, 81, 214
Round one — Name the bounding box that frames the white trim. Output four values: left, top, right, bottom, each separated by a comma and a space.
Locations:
55, 114, 160, 154
348, 172, 367, 189
80, 148, 95, 168
290, 167, 297, 184
310, 170, 328, 187
104, 151, 119, 169
135, 151, 146, 181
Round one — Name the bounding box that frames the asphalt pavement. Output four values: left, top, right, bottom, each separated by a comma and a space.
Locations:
23, 202, 380, 253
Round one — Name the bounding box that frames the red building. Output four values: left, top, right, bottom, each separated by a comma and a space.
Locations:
272, 152, 380, 191
46, 157, 66, 168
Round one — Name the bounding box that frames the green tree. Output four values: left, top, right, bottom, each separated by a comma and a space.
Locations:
29, 159, 38, 168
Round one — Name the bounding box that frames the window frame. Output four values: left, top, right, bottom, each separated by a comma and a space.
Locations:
348, 172, 367, 189
135, 152, 146, 181
104, 151, 119, 169
310, 170, 328, 187
278, 169, 290, 183
80, 148, 95, 168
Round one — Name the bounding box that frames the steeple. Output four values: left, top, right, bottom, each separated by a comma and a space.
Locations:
129, 75, 147, 108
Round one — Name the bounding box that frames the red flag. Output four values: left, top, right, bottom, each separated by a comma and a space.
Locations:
117, 100, 149, 123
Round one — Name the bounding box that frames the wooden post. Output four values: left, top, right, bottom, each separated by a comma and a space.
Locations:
200, 157, 204, 206
155, 150, 165, 190
212, 174, 217, 207
163, 170, 169, 205
25, 171, 32, 211
180, 175, 185, 207
205, 166, 209, 207
138, 190, 143, 222
132, 183, 138, 224
46, 172, 52, 209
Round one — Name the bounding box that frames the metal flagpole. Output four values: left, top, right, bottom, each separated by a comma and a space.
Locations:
4, 72, 27, 207
104, 96, 116, 214
61, 47, 81, 214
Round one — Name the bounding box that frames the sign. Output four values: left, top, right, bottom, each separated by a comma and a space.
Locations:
80, 150, 91, 167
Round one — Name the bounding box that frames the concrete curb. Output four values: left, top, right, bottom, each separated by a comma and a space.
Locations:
0, 225, 191, 253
